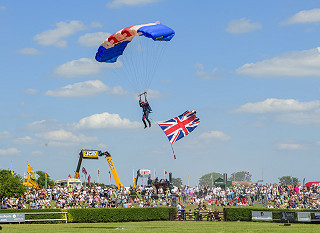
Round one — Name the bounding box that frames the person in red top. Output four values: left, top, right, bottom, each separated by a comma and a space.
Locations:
139, 93, 152, 129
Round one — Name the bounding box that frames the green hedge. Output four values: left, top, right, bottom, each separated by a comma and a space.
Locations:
224, 207, 320, 221
67, 207, 176, 223
0, 209, 66, 224
0, 207, 176, 223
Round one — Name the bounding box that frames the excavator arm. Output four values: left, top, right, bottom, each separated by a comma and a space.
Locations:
103, 151, 123, 188
134, 169, 140, 187
74, 149, 123, 188
74, 151, 84, 179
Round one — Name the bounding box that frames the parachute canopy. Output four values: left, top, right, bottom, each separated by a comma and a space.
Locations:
95, 22, 175, 63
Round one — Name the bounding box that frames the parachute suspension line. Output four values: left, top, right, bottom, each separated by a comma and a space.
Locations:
118, 40, 141, 93
136, 37, 169, 93
129, 36, 170, 94
111, 59, 139, 94
95, 22, 175, 95
120, 36, 145, 93
100, 35, 172, 95
145, 41, 168, 90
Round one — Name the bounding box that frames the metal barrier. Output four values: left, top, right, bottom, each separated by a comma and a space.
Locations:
177, 210, 224, 221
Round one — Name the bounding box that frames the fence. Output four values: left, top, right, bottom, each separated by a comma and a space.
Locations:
0, 212, 67, 224
176, 209, 225, 221
24, 212, 68, 223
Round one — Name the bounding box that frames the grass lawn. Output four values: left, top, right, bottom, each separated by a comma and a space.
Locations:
1, 221, 319, 233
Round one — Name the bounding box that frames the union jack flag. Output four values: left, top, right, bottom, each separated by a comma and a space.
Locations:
245, 172, 250, 177
158, 110, 200, 144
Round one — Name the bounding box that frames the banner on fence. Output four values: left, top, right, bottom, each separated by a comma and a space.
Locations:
297, 212, 311, 222
281, 212, 295, 222
315, 213, 320, 220
0, 213, 25, 223
252, 211, 272, 221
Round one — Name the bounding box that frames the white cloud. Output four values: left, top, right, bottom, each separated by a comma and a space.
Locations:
276, 110, 320, 126
0, 148, 20, 155
24, 88, 38, 94
13, 136, 34, 144
107, 0, 158, 8
109, 86, 127, 95
78, 32, 110, 47
74, 112, 140, 129
134, 89, 165, 100
282, 8, 320, 25
236, 47, 320, 77
18, 48, 40, 55
45, 80, 126, 97
276, 143, 305, 150
35, 129, 97, 147
54, 58, 122, 78
34, 21, 86, 47
235, 98, 320, 114
198, 131, 231, 142
0, 131, 11, 139
226, 18, 261, 34
146, 89, 162, 99
26, 119, 63, 131
195, 63, 223, 80
97, 144, 108, 149
91, 22, 103, 28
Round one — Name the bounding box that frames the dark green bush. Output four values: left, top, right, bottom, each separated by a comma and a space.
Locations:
0, 207, 175, 223
224, 207, 253, 221
67, 207, 176, 223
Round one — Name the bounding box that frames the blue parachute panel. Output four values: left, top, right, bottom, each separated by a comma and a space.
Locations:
138, 24, 175, 41
95, 41, 130, 63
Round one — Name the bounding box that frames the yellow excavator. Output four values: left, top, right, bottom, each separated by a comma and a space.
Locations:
23, 163, 39, 189
74, 149, 123, 188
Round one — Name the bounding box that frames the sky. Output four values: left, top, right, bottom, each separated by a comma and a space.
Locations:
1, 0, 320, 187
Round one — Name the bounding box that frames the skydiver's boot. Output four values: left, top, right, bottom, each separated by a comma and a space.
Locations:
142, 119, 147, 129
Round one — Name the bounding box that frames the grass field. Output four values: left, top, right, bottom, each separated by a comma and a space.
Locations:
1, 221, 319, 233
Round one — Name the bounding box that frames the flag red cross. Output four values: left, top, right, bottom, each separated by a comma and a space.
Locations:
164, 114, 197, 136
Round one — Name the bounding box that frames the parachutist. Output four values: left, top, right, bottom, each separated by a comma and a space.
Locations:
139, 93, 152, 129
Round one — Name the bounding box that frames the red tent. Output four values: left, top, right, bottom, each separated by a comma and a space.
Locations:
305, 181, 320, 187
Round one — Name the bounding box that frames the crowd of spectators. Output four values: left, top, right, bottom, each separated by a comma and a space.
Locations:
1, 184, 175, 210
174, 182, 320, 209
1, 182, 320, 210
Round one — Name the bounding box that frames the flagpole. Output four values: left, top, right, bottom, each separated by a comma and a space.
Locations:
45, 173, 47, 189
170, 144, 176, 159
97, 168, 99, 185
152, 118, 177, 159
133, 168, 135, 187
